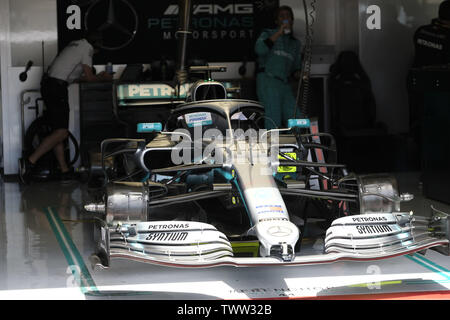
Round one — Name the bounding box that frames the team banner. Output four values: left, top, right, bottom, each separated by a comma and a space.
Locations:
57, 0, 279, 64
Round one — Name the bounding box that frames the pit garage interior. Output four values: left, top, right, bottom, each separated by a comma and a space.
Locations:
0, 0, 449, 301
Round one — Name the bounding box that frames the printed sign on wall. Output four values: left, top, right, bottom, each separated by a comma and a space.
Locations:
57, 0, 279, 64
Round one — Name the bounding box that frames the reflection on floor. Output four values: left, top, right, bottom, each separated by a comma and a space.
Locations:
0, 172, 449, 300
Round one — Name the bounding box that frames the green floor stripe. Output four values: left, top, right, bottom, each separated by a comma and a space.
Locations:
405, 255, 450, 281
413, 253, 450, 273
48, 207, 97, 290
45, 210, 77, 271
45, 207, 98, 294
45, 207, 157, 298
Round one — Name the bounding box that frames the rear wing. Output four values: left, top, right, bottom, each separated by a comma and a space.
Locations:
113, 82, 192, 108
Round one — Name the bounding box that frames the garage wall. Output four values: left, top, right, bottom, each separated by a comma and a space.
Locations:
10, 0, 58, 68
281, 0, 360, 52
0, 31, 2, 169
336, 0, 360, 53
0, 0, 11, 171
281, 0, 335, 46
1, 0, 58, 175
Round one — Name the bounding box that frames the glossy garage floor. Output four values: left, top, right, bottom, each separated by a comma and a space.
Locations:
0, 172, 449, 300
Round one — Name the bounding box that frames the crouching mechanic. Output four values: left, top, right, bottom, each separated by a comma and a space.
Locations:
255, 5, 302, 130
19, 31, 112, 184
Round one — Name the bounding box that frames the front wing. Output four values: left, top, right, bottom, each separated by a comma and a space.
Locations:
90, 210, 449, 269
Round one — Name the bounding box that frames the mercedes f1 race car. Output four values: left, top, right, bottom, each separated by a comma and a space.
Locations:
84, 79, 449, 269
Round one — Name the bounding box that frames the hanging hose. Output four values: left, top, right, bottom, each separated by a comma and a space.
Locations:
175, 0, 192, 85
295, 0, 317, 119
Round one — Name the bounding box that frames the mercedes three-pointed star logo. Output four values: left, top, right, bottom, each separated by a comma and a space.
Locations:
268, 226, 292, 237
84, 0, 138, 51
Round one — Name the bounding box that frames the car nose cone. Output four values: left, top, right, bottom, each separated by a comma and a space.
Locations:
268, 226, 293, 237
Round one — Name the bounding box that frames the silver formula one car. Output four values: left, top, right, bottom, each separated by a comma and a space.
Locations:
84, 80, 449, 269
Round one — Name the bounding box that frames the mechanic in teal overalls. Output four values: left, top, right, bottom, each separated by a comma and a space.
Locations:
255, 6, 302, 129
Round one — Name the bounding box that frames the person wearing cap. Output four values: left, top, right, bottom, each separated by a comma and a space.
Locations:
413, 0, 450, 67
19, 32, 112, 184
255, 5, 302, 130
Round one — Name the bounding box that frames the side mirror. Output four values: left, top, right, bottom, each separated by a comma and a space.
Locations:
288, 119, 310, 129
137, 123, 162, 133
